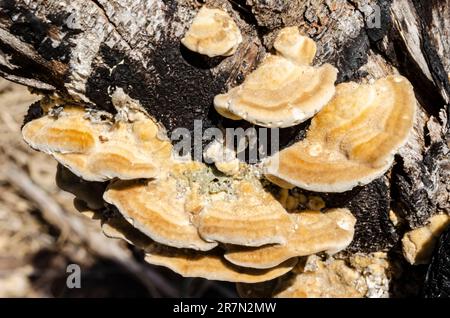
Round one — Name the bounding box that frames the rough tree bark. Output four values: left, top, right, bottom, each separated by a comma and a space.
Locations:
0, 0, 449, 295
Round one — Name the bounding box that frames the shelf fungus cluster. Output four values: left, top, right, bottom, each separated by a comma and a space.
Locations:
103, 161, 356, 282
214, 26, 338, 128
22, 101, 356, 283
19, 20, 419, 295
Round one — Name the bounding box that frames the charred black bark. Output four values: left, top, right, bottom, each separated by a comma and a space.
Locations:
319, 178, 399, 253
423, 226, 450, 298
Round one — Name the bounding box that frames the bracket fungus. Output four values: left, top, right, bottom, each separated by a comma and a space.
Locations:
22, 107, 172, 182
21, 97, 359, 283
101, 165, 356, 282
104, 162, 294, 249
22, 107, 96, 154
265, 76, 417, 192
16, 15, 423, 293
181, 7, 242, 58
102, 211, 297, 283
225, 209, 356, 269
103, 162, 218, 251
104, 179, 218, 252
214, 27, 337, 128
197, 179, 294, 247
144, 246, 297, 284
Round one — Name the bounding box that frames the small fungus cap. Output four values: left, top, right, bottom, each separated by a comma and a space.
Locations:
181, 7, 242, 57
274, 26, 317, 65
197, 179, 295, 247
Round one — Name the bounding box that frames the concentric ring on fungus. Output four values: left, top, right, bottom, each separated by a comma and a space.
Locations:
101, 212, 298, 283
104, 162, 295, 250
264, 75, 416, 193
214, 26, 338, 128
22, 107, 172, 182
